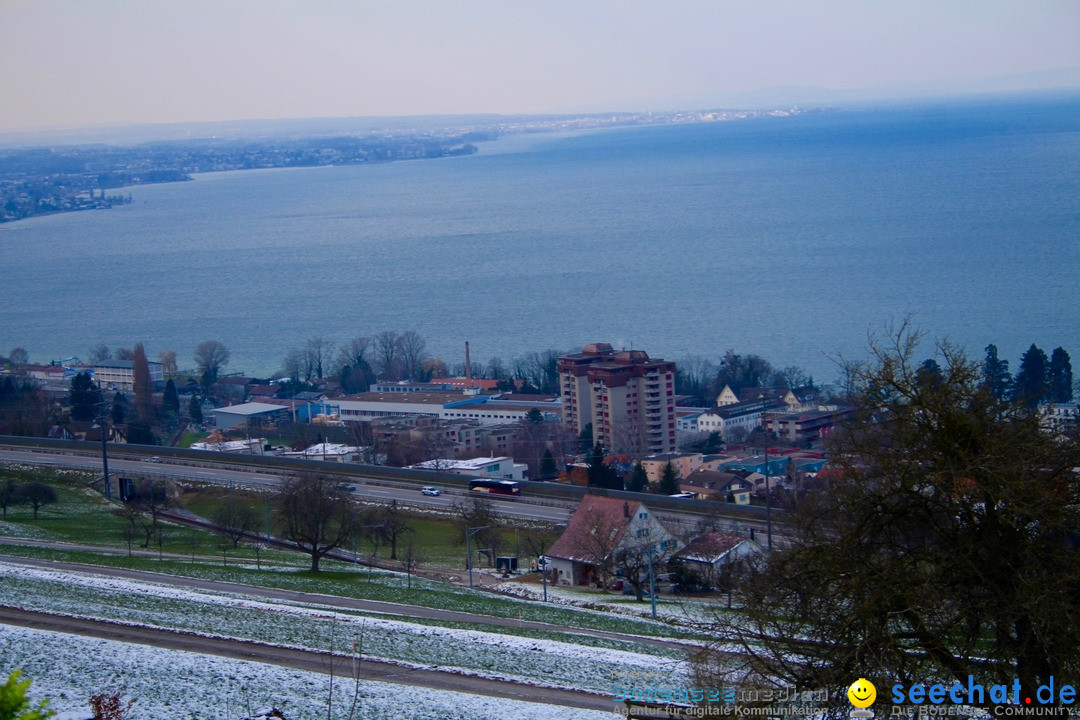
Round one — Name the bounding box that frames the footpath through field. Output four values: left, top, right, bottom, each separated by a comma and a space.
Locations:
0, 544, 693, 652
0, 605, 615, 712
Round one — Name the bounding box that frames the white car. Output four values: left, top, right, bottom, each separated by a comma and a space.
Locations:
421, 486, 441, 496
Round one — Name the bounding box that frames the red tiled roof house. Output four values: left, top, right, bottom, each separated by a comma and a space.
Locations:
546, 494, 680, 587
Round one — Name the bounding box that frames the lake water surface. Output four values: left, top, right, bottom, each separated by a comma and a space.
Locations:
2, 95, 1078, 383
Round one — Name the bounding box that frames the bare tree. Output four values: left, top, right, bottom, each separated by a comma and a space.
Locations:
395, 331, 428, 381
613, 540, 675, 601
276, 473, 356, 572
716, 350, 773, 392
699, 325, 1080, 713
157, 349, 178, 378
516, 525, 560, 565
215, 533, 233, 566
0, 477, 17, 519
304, 336, 334, 380
570, 505, 624, 590
402, 541, 425, 590
374, 499, 411, 560
373, 331, 400, 380
7, 347, 29, 367
486, 356, 506, 380
771, 365, 809, 390
515, 350, 561, 393
116, 505, 141, 556
18, 481, 56, 519
608, 416, 648, 462
675, 355, 717, 406
282, 347, 304, 381
130, 479, 173, 547
88, 343, 112, 364
358, 507, 385, 556
452, 495, 502, 565
212, 502, 259, 547
194, 340, 230, 386
337, 337, 373, 373
511, 412, 563, 478
408, 427, 455, 468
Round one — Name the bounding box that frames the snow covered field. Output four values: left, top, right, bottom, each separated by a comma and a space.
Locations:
1, 625, 615, 720
495, 579, 720, 625
0, 562, 688, 696
0, 520, 51, 539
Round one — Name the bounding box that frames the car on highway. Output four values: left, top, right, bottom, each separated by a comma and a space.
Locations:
337, 483, 357, 492
146, 456, 162, 463
421, 486, 441, 496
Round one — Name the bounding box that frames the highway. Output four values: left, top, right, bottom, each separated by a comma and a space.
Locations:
0, 446, 575, 524
0, 444, 772, 534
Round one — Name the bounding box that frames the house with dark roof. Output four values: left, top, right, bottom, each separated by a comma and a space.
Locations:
680, 469, 753, 504
673, 532, 761, 590
545, 494, 681, 587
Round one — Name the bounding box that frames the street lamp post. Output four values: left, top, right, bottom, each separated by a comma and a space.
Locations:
466, 526, 489, 589
764, 448, 773, 551
647, 545, 657, 620
94, 386, 112, 501
263, 493, 271, 544
542, 556, 548, 602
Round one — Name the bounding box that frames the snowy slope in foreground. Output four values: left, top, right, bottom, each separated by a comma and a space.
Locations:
1, 625, 613, 720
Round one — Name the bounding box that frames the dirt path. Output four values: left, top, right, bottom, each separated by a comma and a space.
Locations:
0, 605, 614, 712
0, 552, 693, 652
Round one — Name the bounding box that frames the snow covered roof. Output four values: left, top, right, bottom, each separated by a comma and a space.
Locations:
675, 533, 752, 564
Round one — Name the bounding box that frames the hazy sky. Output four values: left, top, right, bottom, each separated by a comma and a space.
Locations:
1, 0, 1078, 132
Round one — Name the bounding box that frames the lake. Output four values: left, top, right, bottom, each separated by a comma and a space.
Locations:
1, 94, 1078, 384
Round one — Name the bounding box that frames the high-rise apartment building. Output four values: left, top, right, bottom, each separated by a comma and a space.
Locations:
558, 343, 677, 456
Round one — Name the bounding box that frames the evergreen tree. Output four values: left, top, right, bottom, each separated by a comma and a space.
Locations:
586, 443, 620, 489
69, 371, 101, 421
339, 359, 376, 394
578, 423, 593, 453
586, 442, 606, 487
626, 462, 649, 493
1048, 347, 1074, 403
1014, 343, 1049, 407
162, 379, 180, 419
131, 343, 153, 423
188, 395, 204, 424
982, 344, 1012, 402
658, 461, 680, 495
0, 377, 14, 403
127, 421, 155, 445
539, 448, 558, 480
915, 358, 943, 390
110, 391, 126, 425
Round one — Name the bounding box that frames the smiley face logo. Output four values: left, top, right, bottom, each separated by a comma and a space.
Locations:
848, 678, 876, 708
